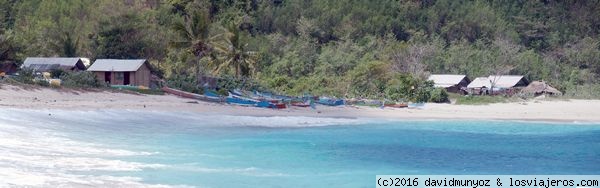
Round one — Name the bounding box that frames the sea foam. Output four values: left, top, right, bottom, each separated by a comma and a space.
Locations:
0, 109, 178, 187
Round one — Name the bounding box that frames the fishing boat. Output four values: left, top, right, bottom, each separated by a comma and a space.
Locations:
204, 90, 221, 97
408, 102, 425, 108
226, 93, 259, 106
384, 103, 408, 108
349, 99, 383, 107
228, 91, 286, 109
316, 97, 344, 106
290, 101, 311, 107
162, 87, 223, 102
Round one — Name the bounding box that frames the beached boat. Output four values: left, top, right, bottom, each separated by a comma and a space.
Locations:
226, 95, 258, 106
349, 99, 383, 107
162, 87, 223, 102
384, 103, 408, 108
408, 102, 425, 108
204, 90, 221, 97
253, 91, 290, 100
255, 101, 286, 109
316, 97, 344, 106
227, 91, 286, 109
290, 101, 311, 107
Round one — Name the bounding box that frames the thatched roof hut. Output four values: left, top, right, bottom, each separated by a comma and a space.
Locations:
521, 81, 562, 96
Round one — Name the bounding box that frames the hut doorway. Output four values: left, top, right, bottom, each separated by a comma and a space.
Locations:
104, 72, 111, 84
124, 72, 130, 85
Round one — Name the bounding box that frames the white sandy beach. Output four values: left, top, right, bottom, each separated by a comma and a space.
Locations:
1, 84, 600, 122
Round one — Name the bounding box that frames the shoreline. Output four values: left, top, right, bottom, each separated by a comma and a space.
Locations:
2, 84, 600, 123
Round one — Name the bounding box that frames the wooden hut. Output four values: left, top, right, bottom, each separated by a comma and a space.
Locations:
427, 74, 471, 94
467, 77, 492, 95
467, 75, 529, 95
87, 59, 151, 87
488, 75, 529, 89
21, 57, 86, 72
521, 81, 562, 96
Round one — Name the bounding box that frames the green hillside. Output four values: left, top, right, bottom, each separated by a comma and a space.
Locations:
1, 0, 599, 98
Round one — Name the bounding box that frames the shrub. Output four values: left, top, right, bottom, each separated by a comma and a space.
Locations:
166, 74, 201, 93
217, 75, 244, 91
563, 84, 600, 99
33, 79, 50, 87
413, 85, 431, 103
384, 74, 418, 101
15, 68, 35, 84
429, 88, 449, 103
50, 69, 66, 78
60, 71, 103, 88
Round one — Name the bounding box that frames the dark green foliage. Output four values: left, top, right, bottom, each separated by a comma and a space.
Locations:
166, 74, 201, 94
217, 75, 258, 91
429, 88, 449, 103
61, 33, 78, 57
60, 71, 102, 88
49, 69, 66, 79
94, 13, 148, 59
33, 79, 49, 87
384, 74, 419, 102
15, 68, 34, 84
0, 30, 18, 63
2, 0, 600, 98
348, 61, 390, 98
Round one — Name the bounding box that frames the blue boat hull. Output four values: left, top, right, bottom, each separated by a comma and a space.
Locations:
226, 97, 258, 106
317, 99, 344, 106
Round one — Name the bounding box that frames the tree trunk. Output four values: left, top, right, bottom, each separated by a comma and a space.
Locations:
195, 53, 204, 84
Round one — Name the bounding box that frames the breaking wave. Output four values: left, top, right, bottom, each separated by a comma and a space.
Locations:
0, 109, 184, 187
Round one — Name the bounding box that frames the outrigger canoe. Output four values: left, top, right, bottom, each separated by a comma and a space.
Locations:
227, 92, 286, 109
162, 87, 223, 102
316, 97, 344, 106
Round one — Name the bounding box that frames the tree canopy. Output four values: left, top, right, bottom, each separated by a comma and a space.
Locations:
1, 0, 600, 98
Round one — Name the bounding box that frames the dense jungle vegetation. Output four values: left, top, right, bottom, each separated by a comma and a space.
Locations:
1, 0, 599, 99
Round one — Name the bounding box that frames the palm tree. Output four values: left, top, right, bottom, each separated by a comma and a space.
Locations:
210, 23, 258, 78
169, 9, 222, 77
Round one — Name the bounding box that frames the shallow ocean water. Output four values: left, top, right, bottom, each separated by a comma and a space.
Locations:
1, 109, 599, 187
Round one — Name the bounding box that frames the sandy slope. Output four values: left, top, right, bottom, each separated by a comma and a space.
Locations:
1, 84, 600, 122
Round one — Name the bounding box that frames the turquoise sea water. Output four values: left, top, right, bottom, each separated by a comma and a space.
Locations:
1, 109, 599, 187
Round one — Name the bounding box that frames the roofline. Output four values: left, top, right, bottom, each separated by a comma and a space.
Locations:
87, 59, 148, 72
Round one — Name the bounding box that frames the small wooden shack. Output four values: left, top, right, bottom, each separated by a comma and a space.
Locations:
467, 77, 492, 95
427, 74, 471, 94
21, 57, 87, 72
488, 75, 529, 89
467, 75, 529, 95
87, 59, 151, 87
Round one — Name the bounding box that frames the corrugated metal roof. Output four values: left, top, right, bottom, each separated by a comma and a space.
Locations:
27, 64, 62, 72
488, 75, 526, 88
22, 57, 84, 68
467, 75, 527, 88
467, 77, 491, 88
87, 59, 147, 72
428, 74, 467, 88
